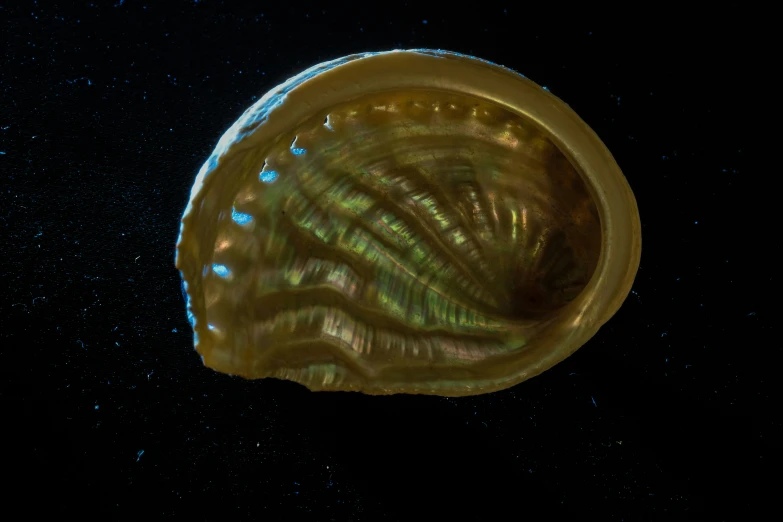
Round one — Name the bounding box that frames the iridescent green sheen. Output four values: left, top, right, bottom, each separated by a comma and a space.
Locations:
175, 50, 641, 396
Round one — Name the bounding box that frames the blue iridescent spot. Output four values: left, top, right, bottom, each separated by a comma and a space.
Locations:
207, 324, 217, 331
290, 147, 307, 155
260, 170, 278, 183
212, 264, 230, 277
231, 208, 253, 225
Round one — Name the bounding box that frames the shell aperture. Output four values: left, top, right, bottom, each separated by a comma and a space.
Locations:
175, 50, 641, 396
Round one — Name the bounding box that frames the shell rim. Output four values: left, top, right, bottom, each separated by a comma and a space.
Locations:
174, 49, 642, 396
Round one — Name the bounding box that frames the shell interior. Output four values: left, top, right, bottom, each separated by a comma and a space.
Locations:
175, 50, 638, 396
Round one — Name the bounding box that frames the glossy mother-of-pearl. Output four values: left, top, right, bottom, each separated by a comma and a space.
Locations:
175, 50, 641, 396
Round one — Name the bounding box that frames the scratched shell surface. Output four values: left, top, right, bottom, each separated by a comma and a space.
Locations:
175, 50, 641, 396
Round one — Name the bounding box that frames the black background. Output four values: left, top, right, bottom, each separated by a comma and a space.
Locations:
2, 2, 772, 521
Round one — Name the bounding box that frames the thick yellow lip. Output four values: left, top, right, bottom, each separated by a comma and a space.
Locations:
175, 49, 642, 396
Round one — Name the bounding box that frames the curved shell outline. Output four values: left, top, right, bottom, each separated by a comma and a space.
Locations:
175, 49, 641, 396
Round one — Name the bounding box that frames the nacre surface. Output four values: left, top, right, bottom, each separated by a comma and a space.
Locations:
175, 49, 641, 396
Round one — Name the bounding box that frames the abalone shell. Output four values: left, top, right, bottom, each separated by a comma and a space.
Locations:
175, 49, 641, 396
